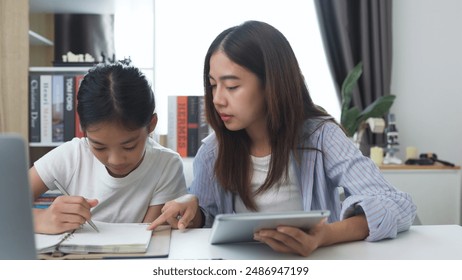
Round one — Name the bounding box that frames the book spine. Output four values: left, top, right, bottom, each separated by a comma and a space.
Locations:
52, 75, 65, 142
63, 75, 76, 141
176, 96, 188, 157
167, 96, 177, 152
197, 95, 209, 148
33, 192, 62, 209
187, 96, 199, 157
74, 74, 85, 138
40, 75, 53, 144
29, 74, 41, 143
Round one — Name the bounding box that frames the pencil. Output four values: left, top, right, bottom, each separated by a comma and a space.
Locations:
53, 180, 100, 233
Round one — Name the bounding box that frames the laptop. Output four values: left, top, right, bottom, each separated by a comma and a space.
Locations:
0, 134, 37, 259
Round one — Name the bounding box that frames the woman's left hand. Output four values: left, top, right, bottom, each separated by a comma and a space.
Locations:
253, 218, 327, 257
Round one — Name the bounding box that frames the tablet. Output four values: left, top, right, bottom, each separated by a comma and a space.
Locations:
209, 210, 330, 244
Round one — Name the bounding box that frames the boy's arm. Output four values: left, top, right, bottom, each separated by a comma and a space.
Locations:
29, 166, 49, 200
143, 205, 163, 223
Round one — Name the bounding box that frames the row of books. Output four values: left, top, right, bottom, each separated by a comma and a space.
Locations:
29, 73, 85, 144
33, 190, 62, 209
168, 95, 210, 157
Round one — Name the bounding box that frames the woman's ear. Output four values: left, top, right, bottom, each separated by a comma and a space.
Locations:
148, 113, 158, 133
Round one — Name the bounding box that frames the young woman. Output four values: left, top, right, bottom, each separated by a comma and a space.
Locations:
149, 21, 416, 256
30, 63, 187, 234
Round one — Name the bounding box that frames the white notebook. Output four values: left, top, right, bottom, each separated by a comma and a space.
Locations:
35, 221, 152, 254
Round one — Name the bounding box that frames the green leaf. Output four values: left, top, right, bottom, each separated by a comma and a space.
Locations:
357, 95, 396, 124
342, 107, 361, 137
340, 62, 363, 122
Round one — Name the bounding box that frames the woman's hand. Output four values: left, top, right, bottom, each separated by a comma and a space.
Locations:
147, 194, 201, 230
33, 195, 98, 234
254, 214, 369, 257
253, 218, 327, 257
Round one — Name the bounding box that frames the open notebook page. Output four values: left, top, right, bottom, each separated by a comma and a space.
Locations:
35, 221, 152, 254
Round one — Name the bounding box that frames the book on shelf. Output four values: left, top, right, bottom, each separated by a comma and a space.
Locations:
198, 96, 210, 146
187, 96, 200, 157
29, 75, 41, 143
176, 96, 188, 157
52, 75, 65, 142
168, 95, 210, 157
33, 190, 62, 209
40, 75, 53, 143
35, 221, 152, 255
63, 75, 76, 141
167, 96, 177, 152
74, 74, 85, 138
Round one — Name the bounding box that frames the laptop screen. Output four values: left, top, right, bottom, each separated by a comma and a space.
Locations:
0, 134, 37, 259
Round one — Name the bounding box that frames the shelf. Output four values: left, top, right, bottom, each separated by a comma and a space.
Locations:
29, 66, 90, 72
29, 142, 63, 147
380, 164, 460, 170
29, 30, 53, 46
30, 0, 152, 14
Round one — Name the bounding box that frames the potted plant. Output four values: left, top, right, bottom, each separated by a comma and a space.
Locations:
340, 61, 396, 145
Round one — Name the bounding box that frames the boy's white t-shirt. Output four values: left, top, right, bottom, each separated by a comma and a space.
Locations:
34, 137, 187, 223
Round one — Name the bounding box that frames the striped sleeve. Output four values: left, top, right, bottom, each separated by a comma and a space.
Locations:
320, 122, 417, 241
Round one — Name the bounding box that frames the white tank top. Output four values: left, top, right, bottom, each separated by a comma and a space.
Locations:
234, 154, 303, 213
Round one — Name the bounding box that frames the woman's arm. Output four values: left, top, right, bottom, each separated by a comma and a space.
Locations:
321, 122, 417, 240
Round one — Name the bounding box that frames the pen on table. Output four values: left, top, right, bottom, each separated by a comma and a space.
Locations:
53, 180, 100, 233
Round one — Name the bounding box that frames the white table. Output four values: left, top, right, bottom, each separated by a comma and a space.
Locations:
161, 225, 462, 259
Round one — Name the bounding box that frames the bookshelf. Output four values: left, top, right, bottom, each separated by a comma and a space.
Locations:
27, 0, 118, 163
3, 0, 154, 163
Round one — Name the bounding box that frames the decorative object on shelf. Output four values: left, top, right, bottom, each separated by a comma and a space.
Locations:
418, 153, 455, 167
370, 146, 384, 166
352, 117, 386, 149
116, 56, 132, 66
383, 113, 402, 165
406, 146, 418, 160
62, 51, 95, 63
54, 14, 115, 66
340, 61, 396, 148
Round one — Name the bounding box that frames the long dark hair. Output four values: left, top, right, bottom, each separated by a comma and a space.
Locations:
203, 20, 329, 210
77, 62, 155, 131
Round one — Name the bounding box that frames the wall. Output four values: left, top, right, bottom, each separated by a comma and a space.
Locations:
0, 0, 29, 139
391, 0, 462, 166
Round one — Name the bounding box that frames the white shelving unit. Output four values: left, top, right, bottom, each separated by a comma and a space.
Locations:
30, 66, 90, 72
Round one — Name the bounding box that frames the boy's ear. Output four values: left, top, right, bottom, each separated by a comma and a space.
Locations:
148, 113, 158, 133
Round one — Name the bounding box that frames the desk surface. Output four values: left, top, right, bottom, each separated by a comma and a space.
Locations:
162, 225, 462, 260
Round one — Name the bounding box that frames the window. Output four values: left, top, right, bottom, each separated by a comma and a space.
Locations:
114, 1, 154, 87
117, 0, 339, 135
